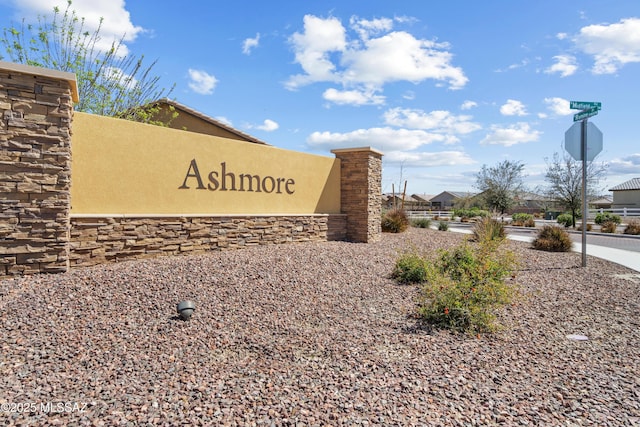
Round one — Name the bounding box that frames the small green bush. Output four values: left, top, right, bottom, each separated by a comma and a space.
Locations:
411, 218, 432, 228
382, 208, 409, 233
472, 217, 506, 244
624, 219, 640, 235
511, 213, 533, 223
417, 241, 518, 334
600, 220, 617, 233
556, 213, 574, 228
392, 250, 429, 284
453, 208, 489, 219
595, 212, 621, 225
438, 221, 449, 231
532, 225, 573, 252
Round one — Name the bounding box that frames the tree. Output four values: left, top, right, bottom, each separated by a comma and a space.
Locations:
475, 160, 525, 215
0, 0, 175, 124
543, 151, 608, 228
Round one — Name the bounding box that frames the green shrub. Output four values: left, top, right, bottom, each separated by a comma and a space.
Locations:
600, 220, 617, 233
453, 208, 489, 219
472, 217, 506, 245
382, 208, 409, 233
624, 219, 640, 235
556, 213, 574, 228
411, 218, 431, 229
511, 213, 533, 223
532, 225, 573, 252
417, 241, 518, 334
595, 212, 621, 225
392, 250, 430, 284
438, 221, 449, 231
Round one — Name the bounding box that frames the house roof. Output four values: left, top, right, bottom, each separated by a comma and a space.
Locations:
411, 194, 435, 202
152, 98, 268, 145
514, 191, 550, 201
590, 196, 613, 206
609, 178, 640, 191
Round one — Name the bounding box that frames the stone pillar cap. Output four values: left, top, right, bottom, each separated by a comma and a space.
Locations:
331, 146, 384, 156
0, 60, 79, 103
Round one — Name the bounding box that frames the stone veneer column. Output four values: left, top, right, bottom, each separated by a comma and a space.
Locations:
331, 147, 383, 243
0, 61, 78, 275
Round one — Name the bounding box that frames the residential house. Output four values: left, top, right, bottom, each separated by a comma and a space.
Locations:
429, 191, 476, 210
140, 98, 268, 144
609, 178, 640, 208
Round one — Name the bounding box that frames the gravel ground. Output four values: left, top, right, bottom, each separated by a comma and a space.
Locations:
1, 228, 639, 426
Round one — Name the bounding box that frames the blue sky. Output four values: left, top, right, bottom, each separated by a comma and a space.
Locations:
1, 0, 639, 196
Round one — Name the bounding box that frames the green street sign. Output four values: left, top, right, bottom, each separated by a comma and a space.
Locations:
573, 107, 598, 121
570, 101, 601, 110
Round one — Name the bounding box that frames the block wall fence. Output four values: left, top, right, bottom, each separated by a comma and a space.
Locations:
1, 62, 382, 276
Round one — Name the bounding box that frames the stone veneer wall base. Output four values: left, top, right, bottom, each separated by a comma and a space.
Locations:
69, 214, 346, 268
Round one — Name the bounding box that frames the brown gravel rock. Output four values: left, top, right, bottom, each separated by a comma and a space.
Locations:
1, 228, 639, 426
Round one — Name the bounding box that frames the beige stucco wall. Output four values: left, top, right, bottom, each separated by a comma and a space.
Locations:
612, 190, 640, 208
71, 112, 341, 215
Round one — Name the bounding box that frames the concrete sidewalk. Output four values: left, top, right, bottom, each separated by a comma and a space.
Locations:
449, 227, 640, 273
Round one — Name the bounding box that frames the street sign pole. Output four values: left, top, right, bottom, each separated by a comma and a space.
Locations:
569, 100, 602, 268
581, 119, 587, 267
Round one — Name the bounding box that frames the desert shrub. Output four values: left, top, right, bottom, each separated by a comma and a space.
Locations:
511, 213, 533, 224
453, 208, 489, 219
392, 250, 430, 284
532, 225, 573, 252
382, 208, 409, 233
556, 213, 574, 228
577, 223, 592, 231
595, 212, 621, 225
438, 221, 449, 231
412, 218, 431, 229
417, 241, 518, 334
472, 217, 506, 244
624, 219, 640, 235
523, 218, 536, 227
600, 220, 617, 233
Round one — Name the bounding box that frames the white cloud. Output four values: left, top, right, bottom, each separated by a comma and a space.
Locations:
349, 16, 393, 40
402, 91, 415, 100
383, 108, 481, 136
384, 150, 475, 167
254, 119, 279, 132
286, 15, 347, 89
341, 31, 468, 89
286, 14, 468, 101
574, 17, 640, 74
556, 32, 569, 40
544, 97, 571, 116
461, 100, 477, 110
323, 88, 385, 106
500, 99, 528, 116
215, 116, 233, 126
480, 122, 541, 147
187, 69, 218, 95
608, 153, 640, 174
307, 127, 446, 151
495, 59, 529, 73
11, 0, 144, 56
242, 33, 261, 55
545, 55, 578, 77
